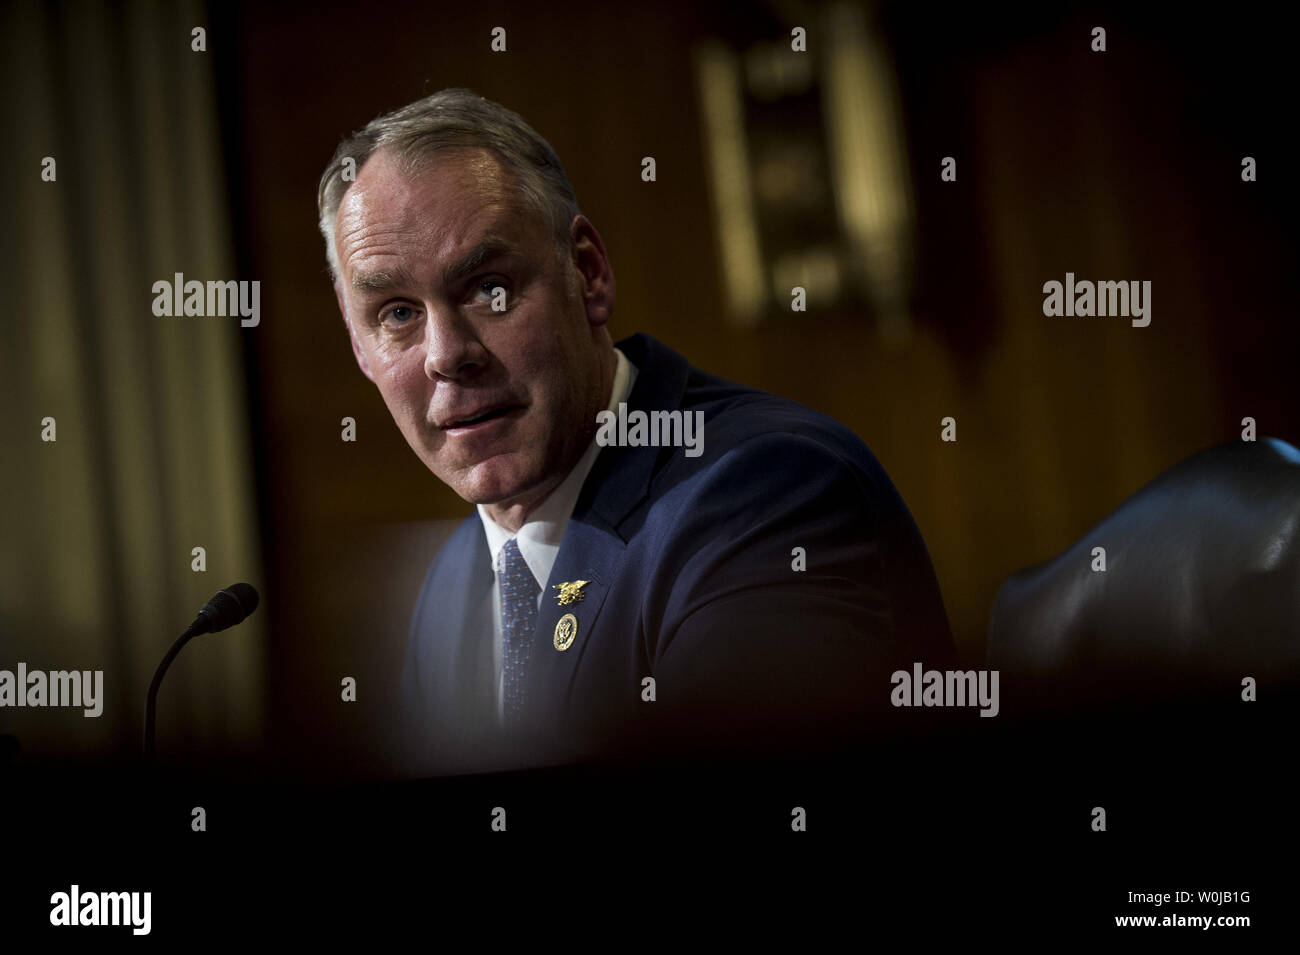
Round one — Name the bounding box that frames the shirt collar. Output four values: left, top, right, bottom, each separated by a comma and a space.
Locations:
479, 346, 638, 586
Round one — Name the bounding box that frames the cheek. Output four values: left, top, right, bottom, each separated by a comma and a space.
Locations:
375, 362, 431, 423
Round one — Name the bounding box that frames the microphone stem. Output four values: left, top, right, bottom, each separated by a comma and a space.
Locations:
143, 622, 203, 759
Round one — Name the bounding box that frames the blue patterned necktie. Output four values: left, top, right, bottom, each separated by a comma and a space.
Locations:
499, 537, 539, 723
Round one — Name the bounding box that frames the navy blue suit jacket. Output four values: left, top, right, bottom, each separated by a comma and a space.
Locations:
400, 333, 951, 774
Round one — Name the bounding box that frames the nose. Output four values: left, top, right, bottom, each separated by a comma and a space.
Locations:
423, 308, 488, 381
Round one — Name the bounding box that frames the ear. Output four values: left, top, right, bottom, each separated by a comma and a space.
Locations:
568, 215, 616, 328
336, 281, 375, 383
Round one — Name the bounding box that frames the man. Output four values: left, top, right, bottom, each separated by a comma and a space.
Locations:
318, 88, 951, 774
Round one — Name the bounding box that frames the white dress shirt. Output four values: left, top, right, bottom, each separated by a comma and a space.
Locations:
478, 346, 638, 723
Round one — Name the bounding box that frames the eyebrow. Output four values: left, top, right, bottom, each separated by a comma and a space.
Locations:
349, 238, 513, 294
351, 267, 414, 293
443, 238, 512, 286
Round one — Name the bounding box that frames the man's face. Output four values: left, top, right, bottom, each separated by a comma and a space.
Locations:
333, 148, 613, 521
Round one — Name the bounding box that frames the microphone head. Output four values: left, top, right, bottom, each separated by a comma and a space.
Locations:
226, 583, 259, 616
199, 583, 260, 632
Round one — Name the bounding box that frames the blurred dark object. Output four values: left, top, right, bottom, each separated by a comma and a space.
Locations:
694, 2, 916, 332
989, 437, 1300, 704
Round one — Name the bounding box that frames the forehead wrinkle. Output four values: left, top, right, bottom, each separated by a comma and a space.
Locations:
339, 223, 422, 257
335, 192, 426, 271
337, 151, 536, 288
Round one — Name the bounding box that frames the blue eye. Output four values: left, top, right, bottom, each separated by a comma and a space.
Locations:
384, 305, 415, 324
478, 280, 507, 301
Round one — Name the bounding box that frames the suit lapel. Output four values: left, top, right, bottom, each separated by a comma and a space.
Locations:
521, 334, 693, 724
527, 518, 628, 706
426, 519, 495, 734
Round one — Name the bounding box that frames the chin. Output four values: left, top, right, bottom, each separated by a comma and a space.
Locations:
451, 462, 535, 507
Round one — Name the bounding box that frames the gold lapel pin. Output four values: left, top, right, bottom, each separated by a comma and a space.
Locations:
554, 613, 578, 651
552, 580, 590, 606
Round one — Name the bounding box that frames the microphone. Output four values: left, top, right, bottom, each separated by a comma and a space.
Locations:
185, 582, 259, 636
144, 583, 260, 758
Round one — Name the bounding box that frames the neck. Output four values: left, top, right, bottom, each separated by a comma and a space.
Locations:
483, 343, 618, 534
482, 478, 561, 534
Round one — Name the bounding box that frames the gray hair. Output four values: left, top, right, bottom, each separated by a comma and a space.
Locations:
316, 88, 581, 280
